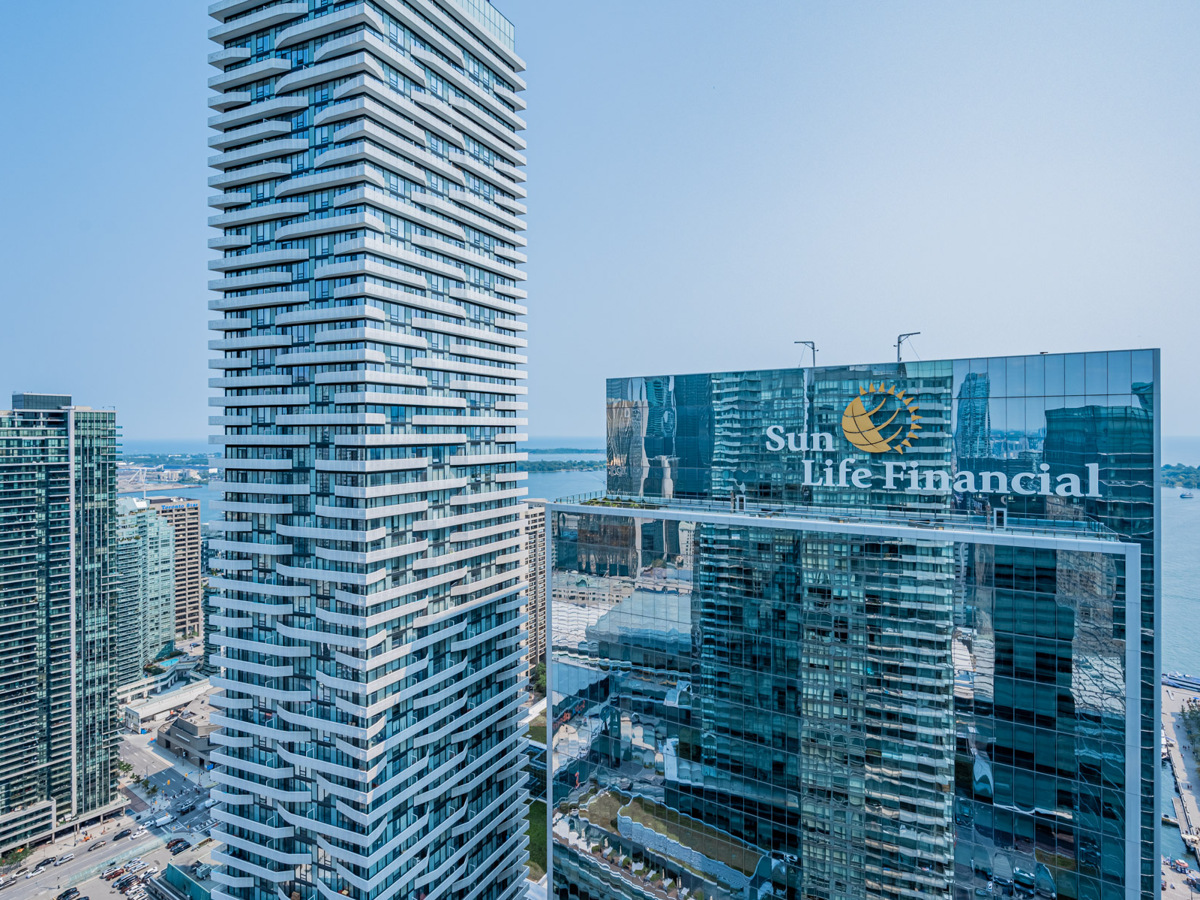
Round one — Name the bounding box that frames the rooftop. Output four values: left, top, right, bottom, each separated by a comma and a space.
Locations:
11, 392, 71, 410
542, 491, 1127, 546
447, 0, 514, 51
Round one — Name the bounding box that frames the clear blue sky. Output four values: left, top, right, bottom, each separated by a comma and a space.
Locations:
1, 2, 1196, 444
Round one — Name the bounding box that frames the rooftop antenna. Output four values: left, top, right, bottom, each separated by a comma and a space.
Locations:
794, 341, 818, 368
895, 332, 920, 363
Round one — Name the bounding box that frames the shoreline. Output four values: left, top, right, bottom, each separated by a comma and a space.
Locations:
1161, 684, 1200, 889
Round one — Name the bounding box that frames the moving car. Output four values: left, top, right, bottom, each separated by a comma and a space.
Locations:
113, 828, 132, 840
178, 803, 196, 815
53, 853, 74, 866
27, 865, 47, 878
86, 839, 106, 851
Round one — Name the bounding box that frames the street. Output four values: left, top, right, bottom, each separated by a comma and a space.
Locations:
2, 824, 208, 898
0, 732, 218, 897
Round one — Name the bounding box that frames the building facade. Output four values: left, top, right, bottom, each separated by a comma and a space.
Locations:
0, 394, 120, 853
114, 497, 177, 693
545, 351, 1159, 900
206, 3, 530, 900
147, 496, 203, 637
157, 690, 219, 770
524, 501, 546, 677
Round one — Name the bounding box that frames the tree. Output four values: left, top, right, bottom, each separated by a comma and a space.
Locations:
534, 662, 546, 696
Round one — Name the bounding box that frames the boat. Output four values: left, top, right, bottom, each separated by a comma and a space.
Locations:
1183, 491, 1195, 499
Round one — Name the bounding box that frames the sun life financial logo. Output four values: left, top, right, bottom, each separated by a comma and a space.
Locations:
763, 383, 1102, 498
840, 383, 920, 454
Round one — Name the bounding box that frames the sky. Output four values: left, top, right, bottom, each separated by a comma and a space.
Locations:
1, 2, 1197, 446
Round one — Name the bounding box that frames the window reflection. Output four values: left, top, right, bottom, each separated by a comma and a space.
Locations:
550, 351, 1156, 900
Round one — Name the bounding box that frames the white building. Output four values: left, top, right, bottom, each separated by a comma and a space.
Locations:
206, 3, 530, 899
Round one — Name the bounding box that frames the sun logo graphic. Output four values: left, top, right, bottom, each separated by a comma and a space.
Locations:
840, 383, 922, 454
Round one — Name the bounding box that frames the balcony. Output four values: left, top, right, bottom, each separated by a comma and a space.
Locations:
275, 304, 385, 326
208, 271, 293, 292
208, 3, 306, 43
208, 96, 307, 132
209, 846, 297, 883
276, 52, 382, 94
275, 3, 384, 49
311, 324, 427, 349
332, 76, 464, 149
333, 121, 462, 184
208, 290, 308, 311
208, 200, 309, 228
208, 91, 250, 112
208, 57, 293, 93
208, 46, 252, 67
274, 211, 386, 240
275, 163, 385, 197
316, 30, 426, 86
337, 186, 465, 239
209, 140, 310, 172
208, 119, 294, 151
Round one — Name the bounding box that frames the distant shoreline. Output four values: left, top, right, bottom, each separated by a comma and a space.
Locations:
522, 460, 605, 472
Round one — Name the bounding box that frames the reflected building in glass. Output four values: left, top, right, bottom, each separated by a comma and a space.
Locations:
542, 351, 1158, 900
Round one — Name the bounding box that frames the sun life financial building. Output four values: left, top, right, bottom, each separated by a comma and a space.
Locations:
540, 350, 1159, 900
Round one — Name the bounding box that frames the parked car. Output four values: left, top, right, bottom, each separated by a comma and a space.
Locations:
170, 841, 191, 855
56, 888, 80, 900
102, 867, 124, 880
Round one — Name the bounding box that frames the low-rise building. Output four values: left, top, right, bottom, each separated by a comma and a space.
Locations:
144, 853, 215, 900
156, 692, 217, 769
122, 679, 211, 733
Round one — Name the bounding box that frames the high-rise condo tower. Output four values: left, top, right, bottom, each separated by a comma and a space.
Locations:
206, 2, 530, 899
0, 394, 119, 854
